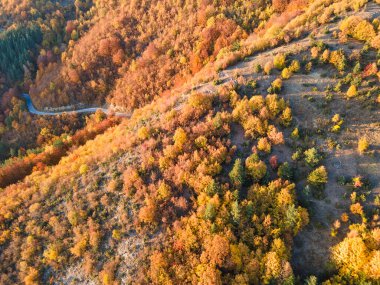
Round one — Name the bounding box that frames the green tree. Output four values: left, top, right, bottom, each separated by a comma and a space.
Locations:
278, 162, 293, 180
307, 166, 328, 187
245, 154, 267, 182
229, 159, 245, 188
304, 148, 321, 167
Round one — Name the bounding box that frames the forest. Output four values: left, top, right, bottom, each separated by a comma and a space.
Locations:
0, 0, 379, 284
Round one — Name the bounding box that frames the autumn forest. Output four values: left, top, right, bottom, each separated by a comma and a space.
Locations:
0, 0, 379, 284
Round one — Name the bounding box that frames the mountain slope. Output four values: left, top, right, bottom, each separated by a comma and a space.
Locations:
0, 0, 379, 284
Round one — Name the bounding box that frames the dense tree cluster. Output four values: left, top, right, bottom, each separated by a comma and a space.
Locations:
30, 0, 275, 110
0, 111, 119, 188
0, 26, 42, 81
0, 80, 309, 284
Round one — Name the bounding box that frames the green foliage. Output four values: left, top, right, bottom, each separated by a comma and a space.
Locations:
245, 153, 267, 181
229, 159, 245, 188
278, 162, 293, 180
204, 202, 217, 221
307, 166, 328, 187
304, 148, 321, 167
0, 25, 42, 81
205, 179, 220, 196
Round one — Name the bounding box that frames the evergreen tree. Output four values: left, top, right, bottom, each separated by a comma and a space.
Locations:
229, 158, 245, 188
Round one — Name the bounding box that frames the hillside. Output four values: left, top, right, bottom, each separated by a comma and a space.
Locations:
0, 0, 379, 284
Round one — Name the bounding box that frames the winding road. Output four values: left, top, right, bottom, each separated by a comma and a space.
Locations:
21, 94, 130, 117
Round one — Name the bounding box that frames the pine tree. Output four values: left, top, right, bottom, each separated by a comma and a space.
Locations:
229, 159, 245, 188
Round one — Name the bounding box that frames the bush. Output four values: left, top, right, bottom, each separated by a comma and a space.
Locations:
281, 67, 292, 79
268, 78, 282, 94
254, 64, 262, 73
264, 61, 274, 75
305, 62, 313, 73
137, 126, 151, 140
304, 148, 321, 167
273, 53, 286, 70
329, 49, 346, 71
346, 85, 358, 98
280, 107, 292, 127
340, 16, 376, 42
289, 60, 300, 73
291, 128, 299, 139
321, 49, 330, 62
357, 137, 369, 154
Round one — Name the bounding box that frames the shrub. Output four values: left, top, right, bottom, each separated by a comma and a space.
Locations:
340, 16, 376, 42
346, 85, 358, 98
289, 60, 300, 73
269, 155, 278, 169
329, 49, 346, 71
310, 46, 320, 59
189, 93, 213, 111
291, 128, 299, 139
173, 128, 187, 149
254, 64, 262, 73
304, 148, 321, 167
357, 137, 369, 154
195, 136, 208, 149
280, 107, 292, 127
321, 49, 330, 62
268, 78, 282, 94
281, 67, 292, 79
264, 61, 274, 75
273, 53, 286, 70
305, 62, 312, 73
137, 126, 151, 140
371, 35, 380, 50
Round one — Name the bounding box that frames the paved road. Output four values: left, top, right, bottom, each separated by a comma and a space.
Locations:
21, 94, 130, 117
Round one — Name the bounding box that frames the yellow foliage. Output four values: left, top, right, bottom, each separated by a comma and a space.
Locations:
79, 164, 88, 175
173, 128, 187, 149
346, 85, 358, 98
273, 53, 286, 70
137, 126, 151, 140
331, 237, 368, 277
43, 244, 60, 262
358, 137, 369, 154
257, 137, 271, 153
281, 67, 292, 79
